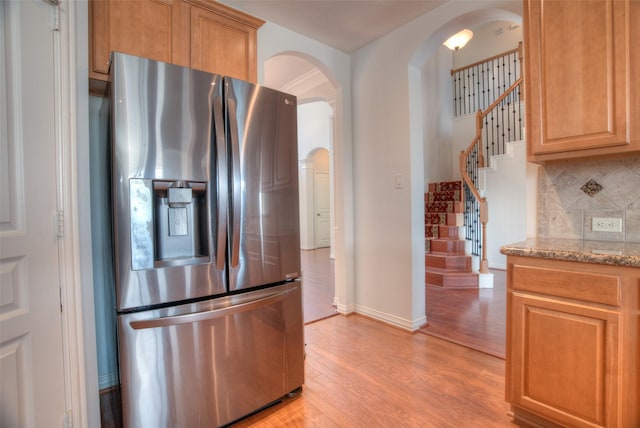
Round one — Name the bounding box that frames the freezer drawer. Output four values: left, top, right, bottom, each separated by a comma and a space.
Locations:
117, 282, 304, 428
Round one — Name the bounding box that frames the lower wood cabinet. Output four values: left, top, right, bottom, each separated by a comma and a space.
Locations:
505, 256, 639, 427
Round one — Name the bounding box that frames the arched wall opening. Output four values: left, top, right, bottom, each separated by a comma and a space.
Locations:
408, 8, 527, 323
263, 51, 345, 311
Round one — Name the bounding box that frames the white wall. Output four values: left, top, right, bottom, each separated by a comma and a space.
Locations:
298, 101, 331, 158
483, 141, 529, 269
423, 45, 456, 185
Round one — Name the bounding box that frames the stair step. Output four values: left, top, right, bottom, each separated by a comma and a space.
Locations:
425, 253, 471, 270
426, 269, 479, 288
425, 189, 462, 202
438, 225, 460, 239
429, 239, 466, 254
424, 201, 463, 214
424, 181, 476, 288
424, 212, 462, 226
428, 181, 462, 193
425, 225, 462, 241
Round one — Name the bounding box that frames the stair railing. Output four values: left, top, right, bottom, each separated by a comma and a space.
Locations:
459, 76, 524, 274
451, 44, 523, 117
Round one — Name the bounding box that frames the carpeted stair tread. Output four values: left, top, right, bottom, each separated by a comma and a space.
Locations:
425, 226, 439, 240
425, 189, 462, 202
424, 201, 463, 214
428, 181, 462, 192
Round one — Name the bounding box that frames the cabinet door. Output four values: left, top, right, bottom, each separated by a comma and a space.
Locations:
525, 0, 632, 158
190, 4, 258, 82
89, 0, 187, 80
510, 292, 620, 428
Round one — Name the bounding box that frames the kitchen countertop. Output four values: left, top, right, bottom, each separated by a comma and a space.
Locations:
500, 238, 640, 268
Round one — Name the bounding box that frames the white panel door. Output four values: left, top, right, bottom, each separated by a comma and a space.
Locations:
0, 1, 66, 426
314, 172, 331, 249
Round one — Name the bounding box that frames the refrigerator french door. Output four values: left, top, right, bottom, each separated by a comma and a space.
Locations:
109, 52, 304, 427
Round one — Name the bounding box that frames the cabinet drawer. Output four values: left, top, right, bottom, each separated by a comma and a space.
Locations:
511, 264, 620, 306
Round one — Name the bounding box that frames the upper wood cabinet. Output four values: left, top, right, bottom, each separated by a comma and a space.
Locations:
189, 2, 258, 82
524, 0, 639, 162
89, 0, 263, 91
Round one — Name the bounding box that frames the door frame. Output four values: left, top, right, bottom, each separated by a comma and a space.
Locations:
55, 0, 99, 426
313, 171, 330, 249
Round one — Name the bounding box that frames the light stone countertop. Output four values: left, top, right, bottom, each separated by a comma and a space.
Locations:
500, 238, 640, 268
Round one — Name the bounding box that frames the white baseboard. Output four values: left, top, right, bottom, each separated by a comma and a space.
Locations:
478, 272, 494, 288
354, 304, 426, 332
335, 301, 356, 314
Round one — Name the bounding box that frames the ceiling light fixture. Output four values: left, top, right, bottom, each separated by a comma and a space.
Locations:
443, 29, 473, 51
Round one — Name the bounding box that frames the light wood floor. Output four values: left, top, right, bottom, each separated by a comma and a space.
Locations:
301, 248, 337, 324
301, 249, 507, 358
232, 314, 515, 427
421, 269, 507, 358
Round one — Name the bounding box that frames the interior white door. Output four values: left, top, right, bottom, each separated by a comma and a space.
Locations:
313, 172, 330, 249
0, 1, 67, 426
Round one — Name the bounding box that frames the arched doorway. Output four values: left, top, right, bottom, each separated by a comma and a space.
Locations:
264, 54, 339, 322
409, 11, 525, 356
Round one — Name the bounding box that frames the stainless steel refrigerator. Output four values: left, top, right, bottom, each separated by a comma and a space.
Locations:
109, 52, 304, 428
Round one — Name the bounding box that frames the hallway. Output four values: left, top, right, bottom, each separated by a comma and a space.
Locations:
301, 248, 337, 324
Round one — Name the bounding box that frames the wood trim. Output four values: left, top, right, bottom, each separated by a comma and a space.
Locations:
450, 46, 520, 75
60, 1, 96, 426
89, 0, 110, 78
183, 0, 264, 28
511, 264, 620, 306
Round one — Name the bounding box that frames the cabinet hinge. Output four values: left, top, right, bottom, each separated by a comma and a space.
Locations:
56, 210, 64, 238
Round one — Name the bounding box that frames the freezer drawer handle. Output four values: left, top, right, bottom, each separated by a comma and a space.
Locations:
129, 288, 295, 330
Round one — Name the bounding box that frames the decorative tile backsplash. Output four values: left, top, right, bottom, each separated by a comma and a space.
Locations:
537, 157, 640, 242
580, 179, 603, 197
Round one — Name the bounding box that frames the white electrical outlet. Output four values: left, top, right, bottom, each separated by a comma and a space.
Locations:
592, 217, 622, 232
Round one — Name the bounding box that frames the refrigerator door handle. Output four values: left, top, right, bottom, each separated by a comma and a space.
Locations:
226, 85, 241, 268
213, 93, 227, 270
129, 287, 296, 329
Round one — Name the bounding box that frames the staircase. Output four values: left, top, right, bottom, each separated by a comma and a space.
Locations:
425, 181, 478, 288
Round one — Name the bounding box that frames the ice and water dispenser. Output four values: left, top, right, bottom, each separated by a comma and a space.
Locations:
129, 178, 209, 270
